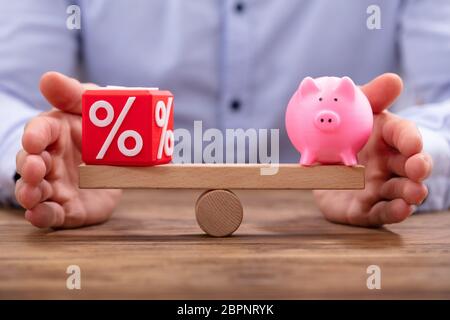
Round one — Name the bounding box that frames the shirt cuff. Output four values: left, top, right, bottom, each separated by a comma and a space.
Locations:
416, 126, 450, 211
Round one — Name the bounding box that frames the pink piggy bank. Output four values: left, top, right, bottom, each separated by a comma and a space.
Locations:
285, 76, 373, 166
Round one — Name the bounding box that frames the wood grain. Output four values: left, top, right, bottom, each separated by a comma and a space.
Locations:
195, 189, 243, 237
1, 190, 449, 299
79, 164, 365, 189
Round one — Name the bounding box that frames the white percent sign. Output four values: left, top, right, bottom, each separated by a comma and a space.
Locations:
89, 97, 143, 159
155, 97, 174, 159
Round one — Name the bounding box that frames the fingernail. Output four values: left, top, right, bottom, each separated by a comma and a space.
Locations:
410, 205, 417, 215
24, 210, 32, 221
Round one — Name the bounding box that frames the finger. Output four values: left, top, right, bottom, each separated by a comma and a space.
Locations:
380, 177, 428, 205
386, 152, 407, 177
361, 73, 403, 114
386, 152, 433, 182
367, 199, 413, 226
15, 179, 53, 210
16, 149, 28, 176
17, 150, 52, 178
405, 153, 433, 182
39, 72, 86, 115
17, 154, 46, 185
22, 116, 61, 154
382, 116, 423, 157
25, 201, 64, 228
15, 178, 38, 209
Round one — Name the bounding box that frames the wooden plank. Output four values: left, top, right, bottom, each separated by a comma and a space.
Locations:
79, 164, 365, 189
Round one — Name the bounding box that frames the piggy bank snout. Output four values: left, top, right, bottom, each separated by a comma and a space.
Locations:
314, 110, 340, 132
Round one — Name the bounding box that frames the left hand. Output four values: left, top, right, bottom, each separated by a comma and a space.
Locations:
314, 73, 433, 227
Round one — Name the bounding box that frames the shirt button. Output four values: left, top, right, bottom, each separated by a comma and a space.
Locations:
234, 2, 245, 14
230, 99, 242, 111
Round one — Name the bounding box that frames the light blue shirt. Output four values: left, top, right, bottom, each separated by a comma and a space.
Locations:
1, 0, 450, 210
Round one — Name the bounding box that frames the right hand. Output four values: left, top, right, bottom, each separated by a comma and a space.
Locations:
15, 72, 122, 228
314, 74, 431, 227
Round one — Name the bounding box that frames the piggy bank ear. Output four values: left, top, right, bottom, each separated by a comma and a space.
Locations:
334, 76, 355, 100
298, 77, 320, 97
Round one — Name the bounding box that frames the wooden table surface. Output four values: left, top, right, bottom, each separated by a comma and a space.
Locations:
1, 190, 449, 299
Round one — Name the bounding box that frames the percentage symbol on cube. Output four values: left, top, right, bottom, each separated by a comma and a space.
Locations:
155, 97, 174, 159
89, 97, 143, 159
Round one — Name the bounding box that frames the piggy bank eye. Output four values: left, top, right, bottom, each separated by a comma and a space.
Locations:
319, 97, 323, 101
334, 98, 338, 102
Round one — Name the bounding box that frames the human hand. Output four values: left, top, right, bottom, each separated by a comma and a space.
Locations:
314, 73, 432, 227
15, 72, 122, 228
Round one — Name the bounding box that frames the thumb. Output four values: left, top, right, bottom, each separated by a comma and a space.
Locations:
361, 73, 403, 114
39, 71, 97, 114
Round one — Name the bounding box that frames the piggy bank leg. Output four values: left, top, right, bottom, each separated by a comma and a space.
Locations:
340, 151, 358, 166
299, 150, 316, 166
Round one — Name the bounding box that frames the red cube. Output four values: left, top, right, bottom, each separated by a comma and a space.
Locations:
82, 88, 174, 166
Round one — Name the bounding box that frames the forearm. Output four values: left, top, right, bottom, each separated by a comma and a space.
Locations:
0, 1, 79, 205
397, 0, 450, 210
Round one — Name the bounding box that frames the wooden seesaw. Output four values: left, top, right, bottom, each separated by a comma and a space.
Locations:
79, 164, 365, 237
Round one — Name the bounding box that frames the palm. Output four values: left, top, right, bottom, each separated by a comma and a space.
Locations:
356, 113, 398, 206
315, 113, 397, 225
43, 111, 120, 227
